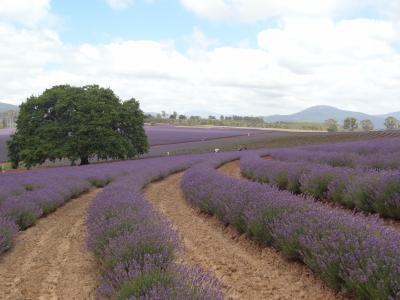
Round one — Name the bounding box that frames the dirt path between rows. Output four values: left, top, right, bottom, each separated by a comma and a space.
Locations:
0, 189, 101, 300
145, 172, 342, 300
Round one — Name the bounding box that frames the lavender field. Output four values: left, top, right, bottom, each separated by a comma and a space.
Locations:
2, 124, 400, 165
182, 150, 400, 299
0, 125, 264, 163
1, 134, 400, 299
144, 124, 264, 145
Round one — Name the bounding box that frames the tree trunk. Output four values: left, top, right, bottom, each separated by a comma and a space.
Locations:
80, 156, 89, 165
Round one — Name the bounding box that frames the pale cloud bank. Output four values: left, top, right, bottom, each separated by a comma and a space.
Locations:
0, 0, 399, 115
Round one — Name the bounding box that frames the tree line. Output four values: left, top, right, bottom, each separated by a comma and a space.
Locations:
325, 116, 399, 132
146, 112, 327, 131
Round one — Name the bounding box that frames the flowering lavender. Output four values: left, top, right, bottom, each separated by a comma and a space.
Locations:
0, 154, 206, 255
269, 138, 400, 171
0, 217, 18, 253
344, 170, 400, 219
145, 124, 262, 145
98, 256, 223, 300
241, 154, 308, 193
86, 154, 225, 299
241, 152, 400, 219
0, 197, 43, 230
182, 155, 400, 299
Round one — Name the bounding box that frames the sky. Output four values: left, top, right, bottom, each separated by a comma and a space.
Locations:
0, 0, 399, 116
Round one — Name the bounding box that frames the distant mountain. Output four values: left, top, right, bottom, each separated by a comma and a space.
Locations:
0, 102, 18, 113
379, 111, 400, 119
264, 105, 399, 129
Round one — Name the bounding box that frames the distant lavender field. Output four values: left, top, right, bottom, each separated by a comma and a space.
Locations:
144, 125, 264, 145
0, 125, 264, 163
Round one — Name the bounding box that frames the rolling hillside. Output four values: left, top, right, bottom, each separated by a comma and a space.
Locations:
265, 105, 400, 129
0, 102, 18, 113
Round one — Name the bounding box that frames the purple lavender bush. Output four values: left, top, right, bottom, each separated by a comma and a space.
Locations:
0, 158, 160, 254
269, 138, 400, 171
86, 154, 225, 299
241, 154, 308, 193
241, 153, 400, 219
0, 217, 18, 253
98, 257, 223, 300
343, 170, 400, 219
0, 197, 43, 230
182, 156, 400, 299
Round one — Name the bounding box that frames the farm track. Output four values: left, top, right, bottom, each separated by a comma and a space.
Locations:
0, 189, 101, 300
145, 172, 342, 300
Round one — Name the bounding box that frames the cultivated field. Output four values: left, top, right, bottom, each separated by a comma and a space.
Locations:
3, 125, 400, 164
1, 132, 400, 299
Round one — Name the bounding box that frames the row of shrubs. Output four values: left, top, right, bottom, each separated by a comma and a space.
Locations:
241, 154, 400, 219
86, 155, 225, 299
269, 138, 400, 170
181, 154, 400, 299
0, 168, 113, 254
296, 137, 400, 155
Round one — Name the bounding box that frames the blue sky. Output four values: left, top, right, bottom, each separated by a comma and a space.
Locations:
0, 0, 399, 115
52, 0, 275, 50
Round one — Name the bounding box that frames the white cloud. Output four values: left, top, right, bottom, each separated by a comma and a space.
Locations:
180, 0, 400, 23
1, 1, 400, 116
105, 0, 134, 10
180, 0, 367, 22
0, 0, 52, 27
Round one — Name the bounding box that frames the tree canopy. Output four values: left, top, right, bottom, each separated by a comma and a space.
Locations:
343, 117, 358, 131
384, 116, 398, 130
325, 119, 338, 132
8, 85, 148, 168
360, 119, 374, 131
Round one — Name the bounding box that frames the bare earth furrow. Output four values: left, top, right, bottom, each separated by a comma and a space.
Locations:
145, 172, 342, 300
0, 189, 101, 300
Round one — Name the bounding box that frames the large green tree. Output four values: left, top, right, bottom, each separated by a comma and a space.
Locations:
8, 85, 148, 168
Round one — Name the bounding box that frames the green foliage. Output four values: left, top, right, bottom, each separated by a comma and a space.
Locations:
384, 116, 398, 130
343, 117, 358, 131
7, 85, 148, 168
146, 113, 327, 131
169, 111, 177, 119
301, 174, 334, 199
360, 119, 374, 131
325, 119, 338, 132
117, 270, 175, 300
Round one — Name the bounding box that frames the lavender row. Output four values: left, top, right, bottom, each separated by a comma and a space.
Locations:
181, 157, 400, 299
86, 155, 224, 299
241, 154, 400, 219
0, 158, 162, 251
300, 137, 400, 155
0, 157, 190, 254
270, 148, 400, 170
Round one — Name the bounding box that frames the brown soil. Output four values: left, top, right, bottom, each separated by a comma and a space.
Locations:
145, 172, 343, 300
0, 189, 101, 300
219, 159, 243, 178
